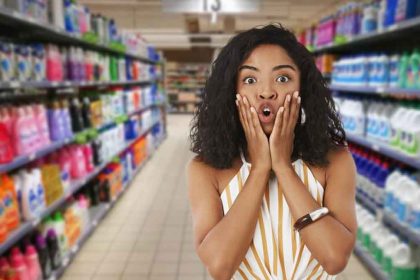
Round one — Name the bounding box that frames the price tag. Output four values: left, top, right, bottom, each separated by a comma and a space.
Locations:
32, 217, 41, 227
388, 24, 398, 31
376, 87, 386, 93
372, 144, 380, 151
29, 153, 36, 161
51, 81, 58, 87
62, 257, 70, 267
10, 81, 20, 88
48, 275, 56, 280
72, 245, 79, 254
65, 81, 71, 86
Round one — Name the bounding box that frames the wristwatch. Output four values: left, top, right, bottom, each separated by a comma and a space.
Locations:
293, 207, 330, 232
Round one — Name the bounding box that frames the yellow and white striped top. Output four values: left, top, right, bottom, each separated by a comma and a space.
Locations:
220, 153, 337, 280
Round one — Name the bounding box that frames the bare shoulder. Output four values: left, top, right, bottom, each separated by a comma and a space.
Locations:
325, 146, 356, 185
186, 156, 218, 189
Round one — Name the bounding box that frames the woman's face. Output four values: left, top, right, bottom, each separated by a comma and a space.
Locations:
236, 44, 300, 135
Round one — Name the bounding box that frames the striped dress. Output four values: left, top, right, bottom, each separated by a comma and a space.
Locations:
220, 153, 337, 280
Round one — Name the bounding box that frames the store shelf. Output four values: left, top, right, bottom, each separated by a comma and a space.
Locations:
49, 135, 166, 279
0, 104, 161, 174
330, 85, 420, 97
356, 192, 379, 214
0, 77, 161, 91
313, 16, 420, 54
0, 138, 74, 174
0, 120, 161, 255
171, 101, 201, 105
346, 133, 420, 169
383, 210, 420, 246
353, 244, 389, 280
0, 7, 156, 64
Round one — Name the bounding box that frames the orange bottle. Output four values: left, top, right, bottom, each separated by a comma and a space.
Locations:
0, 175, 20, 231
0, 186, 8, 243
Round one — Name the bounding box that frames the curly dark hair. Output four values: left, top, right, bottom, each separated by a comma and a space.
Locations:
189, 23, 346, 169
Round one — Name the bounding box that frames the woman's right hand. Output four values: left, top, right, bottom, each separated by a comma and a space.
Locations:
236, 94, 271, 173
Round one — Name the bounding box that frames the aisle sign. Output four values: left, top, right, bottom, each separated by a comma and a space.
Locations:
162, 0, 260, 13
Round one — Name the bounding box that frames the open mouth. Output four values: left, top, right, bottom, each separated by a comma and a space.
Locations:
258, 103, 275, 124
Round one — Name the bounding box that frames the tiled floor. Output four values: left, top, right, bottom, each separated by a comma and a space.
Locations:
62, 115, 375, 280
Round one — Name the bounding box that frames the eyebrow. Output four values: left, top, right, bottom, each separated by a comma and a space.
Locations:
239, 64, 296, 72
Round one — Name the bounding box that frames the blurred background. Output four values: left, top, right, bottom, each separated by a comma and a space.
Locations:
1, 0, 420, 279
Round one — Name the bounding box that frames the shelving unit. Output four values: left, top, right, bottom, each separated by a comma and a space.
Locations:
353, 244, 389, 280
330, 85, 420, 98
0, 119, 161, 255
313, 16, 420, 55
346, 133, 420, 169
165, 62, 208, 114
0, 7, 155, 64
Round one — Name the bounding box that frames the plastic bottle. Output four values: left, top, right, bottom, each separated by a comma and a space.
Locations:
0, 42, 14, 82
398, 52, 410, 88
389, 54, 400, 88
391, 243, 417, 279
34, 105, 50, 148
30, 44, 46, 82
69, 98, 84, 133
390, 107, 406, 147
408, 50, 420, 89
60, 100, 73, 139
408, 188, 420, 231
403, 109, 420, 156
81, 97, 92, 129
34, 234, 52, 279
395, 0, 417, 22
53, 212, 68, 255
21, 171, 38, 221
10, 247, 30, 280
0, 120, 13, 164
25, 106, 40, 152
24, 245, 42, 280
0, 257, 11, 276
70, 145, 87, 179
0, 189, 8, 243
49, 0, 64, 29
381, 234, 399, 274
31, 169, 46, 214
13, 107, 32, 156
46, 229, 62, 270
0, 174, 20, 231
47, 101, 65, 142
362, 5, 378, 34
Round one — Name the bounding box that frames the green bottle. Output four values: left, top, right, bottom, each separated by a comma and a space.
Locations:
407, 49, 420, 89
398, 52, 410, 88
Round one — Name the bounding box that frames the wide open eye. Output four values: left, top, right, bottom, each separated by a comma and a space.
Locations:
243, 77, 257, 84
276, 75, 290, 83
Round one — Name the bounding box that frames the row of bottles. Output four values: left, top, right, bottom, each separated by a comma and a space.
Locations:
357, 204, 420, 280
0, 41, 156, 83
334, 96, 420, 157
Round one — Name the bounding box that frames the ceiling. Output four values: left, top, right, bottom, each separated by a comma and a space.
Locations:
79, 0, 348, 49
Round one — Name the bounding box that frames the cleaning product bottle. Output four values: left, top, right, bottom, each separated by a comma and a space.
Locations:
31, 169, 46, 213
60, 100, 73, 139
49, 0, 64, 29
395, 0, 417, 22
46, 229, 62, 270
0, 187, 8, 243
34, 104, 50, 148
69, 98, 84, 133
82, 144, 94, 173
57, 149, 71, 190
34, 234, 52, 279
398, 52, 410, 88
21, 171, 38, 221
81, 97, 92, 129
24, 245, 42, 280
10, 247, 30, 280
0, 257, 11, 276
69, 145, 87, 179
404, 109, 420, 156
30, 44, 46, 82
0, 42, 14, 82
389, 54, 400, 88
13, 107, 31, 156
53, 212, 68, 254
48, 101, 65, 142
1, 174, 20, 231
381, 234, 399, 275
391, 243, 417, 279
406, 49, 420, 89
25, 106, 41, 152
0, 120, 13, 164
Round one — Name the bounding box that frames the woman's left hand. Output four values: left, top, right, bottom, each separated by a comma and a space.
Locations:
269, 90, 300, 173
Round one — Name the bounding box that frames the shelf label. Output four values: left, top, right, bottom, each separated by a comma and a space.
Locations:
371, 144, 380, 151
388, 24, 398, 31
51, 81, 58, 87
376, 87, 386, 93
72, 245, 79, 254
10, 81, 20, 88
62, 257, 70, 267
32, 217, 41, 227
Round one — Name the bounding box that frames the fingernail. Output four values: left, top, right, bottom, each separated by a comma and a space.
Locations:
235, 100, 239, 106
280, 107, 284, 112
243, 97, 247, 103
298, 97, 301, 104
250, 107, 256, 113
287, 95, 291, 102
236, 94, 240, 100
294, 91, 299, 98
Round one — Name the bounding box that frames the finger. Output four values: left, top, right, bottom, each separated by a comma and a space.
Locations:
236, 99, 245, 129
273, 106, 284, 135
243, 97, 255, 137
287, 91, 299, 131
281, 94, 291, 135
237, 94, 249, 133
250, 106, 264, 136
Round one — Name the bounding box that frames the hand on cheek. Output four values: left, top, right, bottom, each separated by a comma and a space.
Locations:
269, 91, 301, 172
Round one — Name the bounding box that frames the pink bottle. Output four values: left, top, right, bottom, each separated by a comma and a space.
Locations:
0, 257, 11, 275
10, 247, 30, 280
25, 245, 42, 280
13, 107, 32, 156
46, 45, 63, 82
34, 105, 51, 148
58, 148, 72, 188
82, 144, 94, 172
25, 106, 41, 152
70, 145, 87, 179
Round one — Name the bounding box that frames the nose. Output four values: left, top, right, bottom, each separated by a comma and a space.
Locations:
258, 90, 277, 100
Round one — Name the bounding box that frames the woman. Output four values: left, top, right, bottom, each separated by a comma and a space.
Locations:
187, 24, 357, 280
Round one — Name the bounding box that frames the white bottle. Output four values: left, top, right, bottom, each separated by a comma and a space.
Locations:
391, 243, 418, 278
21, 171, 39, 221
398, 108, 414, 153
31, 169, 46, 215
384, 170, 402, 211
403, 110, 420, 157
390, 108, 406, 148
49, 0, 65, 29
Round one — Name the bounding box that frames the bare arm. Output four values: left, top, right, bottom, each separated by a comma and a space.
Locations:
187, 158, 270, 280
273, 148, 357, 275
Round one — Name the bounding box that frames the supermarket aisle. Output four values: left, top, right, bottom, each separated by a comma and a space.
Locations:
62, 115, 373, 280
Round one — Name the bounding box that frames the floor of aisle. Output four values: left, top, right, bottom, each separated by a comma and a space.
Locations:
62, 115, 374, 280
